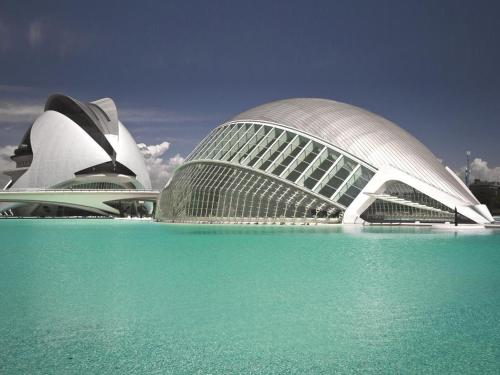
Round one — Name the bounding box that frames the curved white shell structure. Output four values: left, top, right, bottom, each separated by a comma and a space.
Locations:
13, 110, 112, 189
157, 98, 493, 224
1, 93, 151, 215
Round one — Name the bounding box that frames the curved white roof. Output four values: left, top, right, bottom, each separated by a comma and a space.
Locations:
13, 111, 111, 189
231, 98, 477, 204
116, 121, 151, 189
9, 94, 151, 190
45, 94, 119, 136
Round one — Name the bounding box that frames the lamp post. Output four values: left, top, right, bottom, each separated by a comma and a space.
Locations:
465, 151, 471, 186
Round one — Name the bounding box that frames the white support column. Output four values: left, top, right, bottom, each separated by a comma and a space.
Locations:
326, 207, 337, 218
199, 166, 222, 217
169, 167, 192, 217
312, 155, 345, 193
279, 140, 313, 179
179, 167, 199, 218
256, 181, 276, 219
265, 134, 300, 173
208, 167, 232, 218
248, 176, 265, 220
227, 171, 249, 220
331, 164, 361, 201
285, 191, 299, 208
232, 172, 256, 220
214, 167, 237, 219
241, 175, 263, 219
204, 168, 225, 218
303, 198, 317, 219
180, 167, 198, 218
274, 187, 290, 219
264, 184, 282, 219
293, 193, 308, 220
187, 165, 212, 217
284, 191, 299, 219
294, 146, 327, 186
217, 169, 237, 218
314, 202, 327, 218
220, 169, 244, 219
193, 165, 217, 217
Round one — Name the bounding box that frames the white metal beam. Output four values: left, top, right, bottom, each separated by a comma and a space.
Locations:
264, 134, 299, 173
201, 124, 239, 159
230, 124, 265, 164
239, 127, 274, 166
295, 146, 327, 186
252, 130, 286, 170
279, 140, 313, 179
311, 155, 345, 193
212, 123, 247, 160
196, 126, 231, 159
331, 164, 361, 201
186, 127, 223, 160
220, 124, 256, 161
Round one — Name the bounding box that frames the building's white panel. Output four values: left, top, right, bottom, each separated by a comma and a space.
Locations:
343, 165, 493, 224
230, 98, 476, 206
157, 97, 494, 225
12, 111, 111, 189
115, 122, 152, 189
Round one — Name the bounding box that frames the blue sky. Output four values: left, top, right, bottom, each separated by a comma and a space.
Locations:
1, 0, 499, 182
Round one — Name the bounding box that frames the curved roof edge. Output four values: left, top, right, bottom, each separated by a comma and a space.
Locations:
44, 93, 118, 156
45, 93, 119, 137
228, 97, 476, 206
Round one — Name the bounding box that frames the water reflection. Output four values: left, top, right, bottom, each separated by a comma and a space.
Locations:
158, 221, 497, 237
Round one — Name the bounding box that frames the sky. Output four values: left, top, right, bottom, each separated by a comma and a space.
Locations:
1, 0, 500, 187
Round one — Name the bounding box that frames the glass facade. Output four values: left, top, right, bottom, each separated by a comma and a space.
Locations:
157, 120, 483, 224
158, 163, 341, 223
66, 182, 127, 190
158, 121, 376, 223
360, 181, 473, 223
155, 98, 492, 225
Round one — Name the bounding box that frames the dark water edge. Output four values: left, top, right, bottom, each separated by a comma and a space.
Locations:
1, 219, 500, 374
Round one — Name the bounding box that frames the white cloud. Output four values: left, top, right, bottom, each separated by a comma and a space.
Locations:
137, 142, 185, 189
138, 141, 171, 158
0, 101, 43, 124
0, 145, 16, 189
456, 158, 500, 183
28, 21, 43, 46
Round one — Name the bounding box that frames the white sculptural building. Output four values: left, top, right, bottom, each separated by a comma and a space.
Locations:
157, 98, 493, 225
1, 94, 151, 216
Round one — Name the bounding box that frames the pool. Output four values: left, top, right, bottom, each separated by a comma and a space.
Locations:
1, 219, 499, 373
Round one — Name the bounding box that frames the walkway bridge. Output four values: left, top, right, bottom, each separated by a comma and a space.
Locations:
0, 189, 160, 215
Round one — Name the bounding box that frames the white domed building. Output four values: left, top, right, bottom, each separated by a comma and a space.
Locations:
1, 94, 151, 216
157, 98, 493, 224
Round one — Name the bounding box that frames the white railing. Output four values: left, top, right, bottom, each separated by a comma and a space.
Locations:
2, 188, 160, 193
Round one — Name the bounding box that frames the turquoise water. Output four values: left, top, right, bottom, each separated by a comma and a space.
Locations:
1, 220, 500, 374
